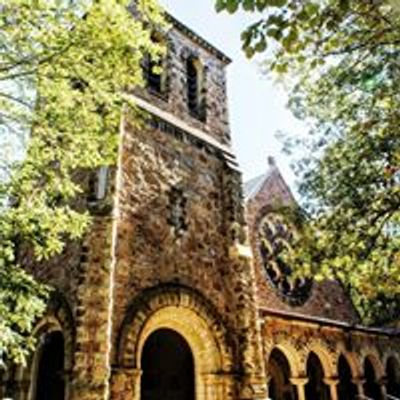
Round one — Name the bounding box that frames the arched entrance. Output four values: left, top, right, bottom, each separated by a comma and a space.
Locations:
386, 357, 400, 398
34, 331, 65, 400
305, 352, 330, 400
337, 355, 357, 400
267, 348, 297, 400
141, 329, 195, 400
118, 288, 235, 400
363, 357, 382, 400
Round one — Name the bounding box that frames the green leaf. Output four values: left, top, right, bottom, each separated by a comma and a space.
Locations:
226, 0, 239, 13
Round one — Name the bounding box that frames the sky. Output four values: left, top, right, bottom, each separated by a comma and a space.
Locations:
160, 0, 306, 185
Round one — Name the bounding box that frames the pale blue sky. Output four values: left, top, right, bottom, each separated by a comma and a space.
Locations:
160, 0, 306, 185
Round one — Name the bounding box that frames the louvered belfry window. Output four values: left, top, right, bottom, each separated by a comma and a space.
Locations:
187, 58, 198, 113
186, 56, 206, 122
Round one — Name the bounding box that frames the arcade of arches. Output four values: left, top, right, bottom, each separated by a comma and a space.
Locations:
265, 344, 400, 400
3, 312, 397, 400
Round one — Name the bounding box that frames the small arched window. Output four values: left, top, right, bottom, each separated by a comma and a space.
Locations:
186, 56, 206, 121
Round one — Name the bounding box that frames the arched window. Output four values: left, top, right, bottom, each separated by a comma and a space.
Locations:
140, 328, 195, 400
34, 331, 65, 400
267, 348, 297, 400
305, 352, 331, 400
186, 56, 206, 121
337, 355, 357, 400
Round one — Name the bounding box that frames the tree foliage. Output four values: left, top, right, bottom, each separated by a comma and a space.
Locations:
216, 0, 400, 323
0, 0, 164, 364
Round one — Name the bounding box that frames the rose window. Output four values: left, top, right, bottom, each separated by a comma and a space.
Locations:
257, 213, 312, 306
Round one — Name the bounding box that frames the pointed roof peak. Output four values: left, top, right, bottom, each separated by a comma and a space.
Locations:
243, 157, 295, 204
267, 155, 276, 167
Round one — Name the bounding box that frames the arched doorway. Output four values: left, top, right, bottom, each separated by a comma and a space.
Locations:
386, 357, 400, 398
140, 328, 195, 400
305, 352, 330, 400
337, 355, 357, 400
363, 357, 382, 400
34, 331, 65, 400
268, 348, 297, 400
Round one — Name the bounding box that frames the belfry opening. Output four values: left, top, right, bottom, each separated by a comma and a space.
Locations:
140, 328, 195, 400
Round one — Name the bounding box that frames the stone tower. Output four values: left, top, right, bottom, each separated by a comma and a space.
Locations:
1, 12, 269, 400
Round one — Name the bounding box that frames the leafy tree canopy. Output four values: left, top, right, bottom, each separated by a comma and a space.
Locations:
216, 0, 400, 324
0, 0, 164, 364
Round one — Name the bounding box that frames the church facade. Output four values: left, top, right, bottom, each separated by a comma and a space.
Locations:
1, 11, 399, 400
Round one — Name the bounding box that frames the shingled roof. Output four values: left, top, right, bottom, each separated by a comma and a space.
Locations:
243, 172, 272, 200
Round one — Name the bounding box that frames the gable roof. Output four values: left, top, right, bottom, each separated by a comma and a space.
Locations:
243, 158, 296, 205
243, 172, 272, 201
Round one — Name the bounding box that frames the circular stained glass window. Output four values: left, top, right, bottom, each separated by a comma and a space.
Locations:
257, 213, 312, 306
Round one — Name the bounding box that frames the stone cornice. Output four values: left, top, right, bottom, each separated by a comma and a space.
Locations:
259, 307, 400, 337
165, 12, 232, 64
127, 94, 241, 172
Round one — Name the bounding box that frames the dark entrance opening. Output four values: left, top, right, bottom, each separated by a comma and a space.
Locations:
141, 328, 195, 400
305, 352, 331, 400
363, 357, 382, 400
268, 348, 297, 400
337, 355, 357, 400
386, 357, 400, 398
34, 331, 65, 400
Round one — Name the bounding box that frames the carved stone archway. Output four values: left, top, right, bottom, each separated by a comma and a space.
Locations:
114, 285, 235, 400
265, 342, 303, 379
267, 348, 297, 400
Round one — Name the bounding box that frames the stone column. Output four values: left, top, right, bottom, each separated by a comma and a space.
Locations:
202, 373, 223, 400
224, 167, 268, 400
71, 217, 115, 400
265, 374, 271, 399
352, 377, 366, 398
110, 367, 141, 400
378, 377, 388, 400
290, 377, 308, 400
324, 378, 339, 400
64, 369, 72, 400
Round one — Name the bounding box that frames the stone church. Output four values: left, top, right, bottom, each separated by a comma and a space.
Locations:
1, 9, 399, 400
